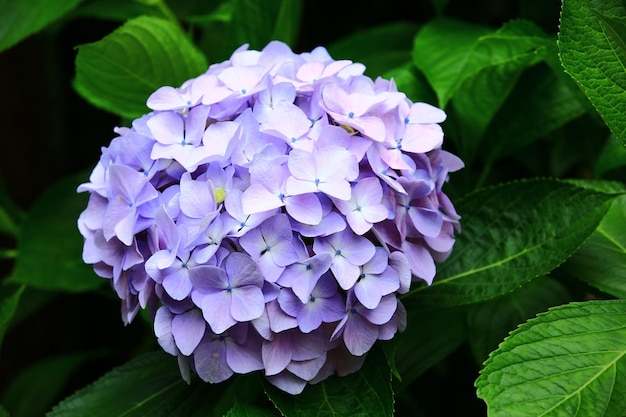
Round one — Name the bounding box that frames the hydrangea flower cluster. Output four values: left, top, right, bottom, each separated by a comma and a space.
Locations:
77, 41, 463, 394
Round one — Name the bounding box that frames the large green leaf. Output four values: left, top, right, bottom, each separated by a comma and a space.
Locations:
9, 173, 103, 293
414, 19, 552, 160
328, 22, 419, 78
47, 351, 221, 417
228, 0, 302, 50
264, 347, 393, 417
413, 19, 549, 108
404, 179, 619, 308
412, 18, 492, 108
451, 51, 542, 160
563, 194, 626, 298
558, 0, 626, 145
74, 15, 208, 119
476, 300, 626, 417
466, 277, 571, 364
0, 0, 84, 53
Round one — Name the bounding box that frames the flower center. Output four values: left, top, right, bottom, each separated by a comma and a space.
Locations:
214, 187, 227, 204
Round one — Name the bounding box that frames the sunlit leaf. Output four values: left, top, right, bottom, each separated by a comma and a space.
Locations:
412, 18, 492, 108
476, 300, 626, 417
74, 15, 208, 119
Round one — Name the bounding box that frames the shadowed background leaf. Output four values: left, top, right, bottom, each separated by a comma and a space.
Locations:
8, 173, 102, 293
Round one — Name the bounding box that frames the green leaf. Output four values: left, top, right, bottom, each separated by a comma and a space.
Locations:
452, 51, 542, 160
271, 0, 302, 47
73, 15, 208, 119
0, 204, 18, 238
382, 63, 437, 104
3, 351, 105, 417
394, 305, 468, 385
405, 179, 619, 308
0, 0, 84, 53
182, 1, 233, 25
264, 347, 393, 417
210, 373, 266, 417
413, 18, 492, 108
328, 22, 419, 78
594, 134, 626, 177
0, 283, 25, 351
558, 0, 626, 145
467, 277, 571, 364
483, 65, 587, 163
9, 172, 103, 293
476, 300, 626, 417
453, 21, 552, 160
563, 194, 626, 298
225, 403, 278, 417
413, 19, 549, 109
0, 404, 9, 417
381, 340, 401, 381
47, 351, 220, 417
228, 0, 302, 50
0, 173, 21, 238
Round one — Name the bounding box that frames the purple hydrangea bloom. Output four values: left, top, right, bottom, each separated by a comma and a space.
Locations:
77, 40, 463, 394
